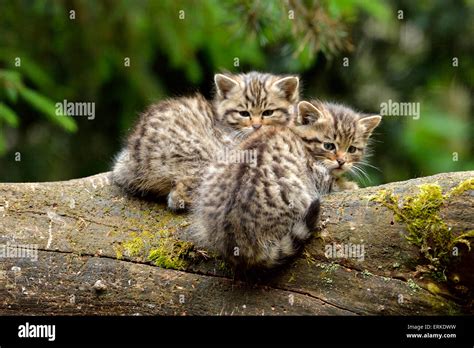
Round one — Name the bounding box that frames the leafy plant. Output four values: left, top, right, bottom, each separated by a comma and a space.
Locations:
0, 68, 77, 154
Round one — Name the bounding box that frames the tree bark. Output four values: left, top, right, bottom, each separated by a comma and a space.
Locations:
0, 171, 472, 315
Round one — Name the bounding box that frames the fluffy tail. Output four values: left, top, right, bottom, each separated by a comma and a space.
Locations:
191, 197, 321, 271
111, 149, 139, 194
264, 198, 321, 269
304, 198, 321, 231
111, 148, 172, 198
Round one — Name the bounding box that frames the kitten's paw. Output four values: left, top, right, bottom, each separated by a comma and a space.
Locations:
167, 181, 193, 212
167, 191, 186, 211
332, 178, 359, 192
344, 181, 359, 190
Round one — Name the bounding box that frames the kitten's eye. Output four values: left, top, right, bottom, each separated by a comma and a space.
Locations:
262, 110, 274, 117
323, 142, 336, 151
239, 111, 251, 117
348, 146, 357, 153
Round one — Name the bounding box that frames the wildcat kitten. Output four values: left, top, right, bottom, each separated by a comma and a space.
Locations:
191, 100, 381, 269
292, 100, 382, 192
112, 72, 299, 211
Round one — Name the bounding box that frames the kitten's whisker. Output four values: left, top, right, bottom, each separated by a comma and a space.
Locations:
347, 166, 364, 181
348, 169, 369, 187
353, 164, 371, 179
232, 129, 248, 141
230, 130, 239, 140
351, 165, 371, 182
358, 161, 382, 173
347, 168, 364, 183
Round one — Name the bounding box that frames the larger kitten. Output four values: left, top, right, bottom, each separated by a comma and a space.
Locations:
191, 100, 381, 269
112, 72, 299, 211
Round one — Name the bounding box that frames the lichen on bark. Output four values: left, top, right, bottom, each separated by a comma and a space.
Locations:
370, 179, 474, 281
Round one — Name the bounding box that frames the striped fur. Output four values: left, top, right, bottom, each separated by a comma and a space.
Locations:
214, 71, 299, 139
192, 101, 381, 269
293, 100, 381, 190
191, 126, 333, 269
112, 72, 299, 210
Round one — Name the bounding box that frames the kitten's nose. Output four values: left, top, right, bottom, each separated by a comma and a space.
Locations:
252, 124, 262, 130
337, 158, 345, 166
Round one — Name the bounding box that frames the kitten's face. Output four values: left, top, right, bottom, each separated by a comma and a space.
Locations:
213, 72, 299, 136
294, 101, 381, 176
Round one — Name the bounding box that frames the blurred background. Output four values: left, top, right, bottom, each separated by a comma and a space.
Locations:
0, 0, 472, 185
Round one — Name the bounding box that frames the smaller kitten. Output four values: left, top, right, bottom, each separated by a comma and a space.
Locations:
191, 101, 381, 269
292, 100, 382, 191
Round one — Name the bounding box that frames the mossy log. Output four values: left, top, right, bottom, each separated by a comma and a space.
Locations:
0, 171, 472, 315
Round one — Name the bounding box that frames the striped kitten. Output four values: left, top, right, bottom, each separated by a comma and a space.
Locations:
112, 72, 299, 211
293, 100, 382, 191
191, 100, 381, 269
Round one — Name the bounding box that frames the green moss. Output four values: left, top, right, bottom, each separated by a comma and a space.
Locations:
147, 239, 194, 270
361, 269, 373, 278
303, 250, 317, 265
118, 216, 197, 270
426, 282, 442, 295
114, 245, 123, 260
218, 260, 231, 272
447, 178, 474, 197
317, 261, 339, 273
371, 179, 474, 280
327, 262, 340, 273
109, 203, 211, 270
407, 279, 422, 292
323, 277, 333, 285
122, 232, 148, 257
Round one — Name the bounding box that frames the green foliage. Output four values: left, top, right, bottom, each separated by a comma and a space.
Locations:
0, 103, 19, 127
0, 0, 472, 182
18, 88, 77, 132
0, 68, 77, 154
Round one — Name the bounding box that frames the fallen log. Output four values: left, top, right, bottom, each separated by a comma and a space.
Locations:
0, 171, 472, 315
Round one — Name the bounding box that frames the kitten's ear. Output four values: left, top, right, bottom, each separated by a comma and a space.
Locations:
358, 115, 382, 136
297, 101, 325, 125
272, 76, 299, 102
214, 74, 239, 98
